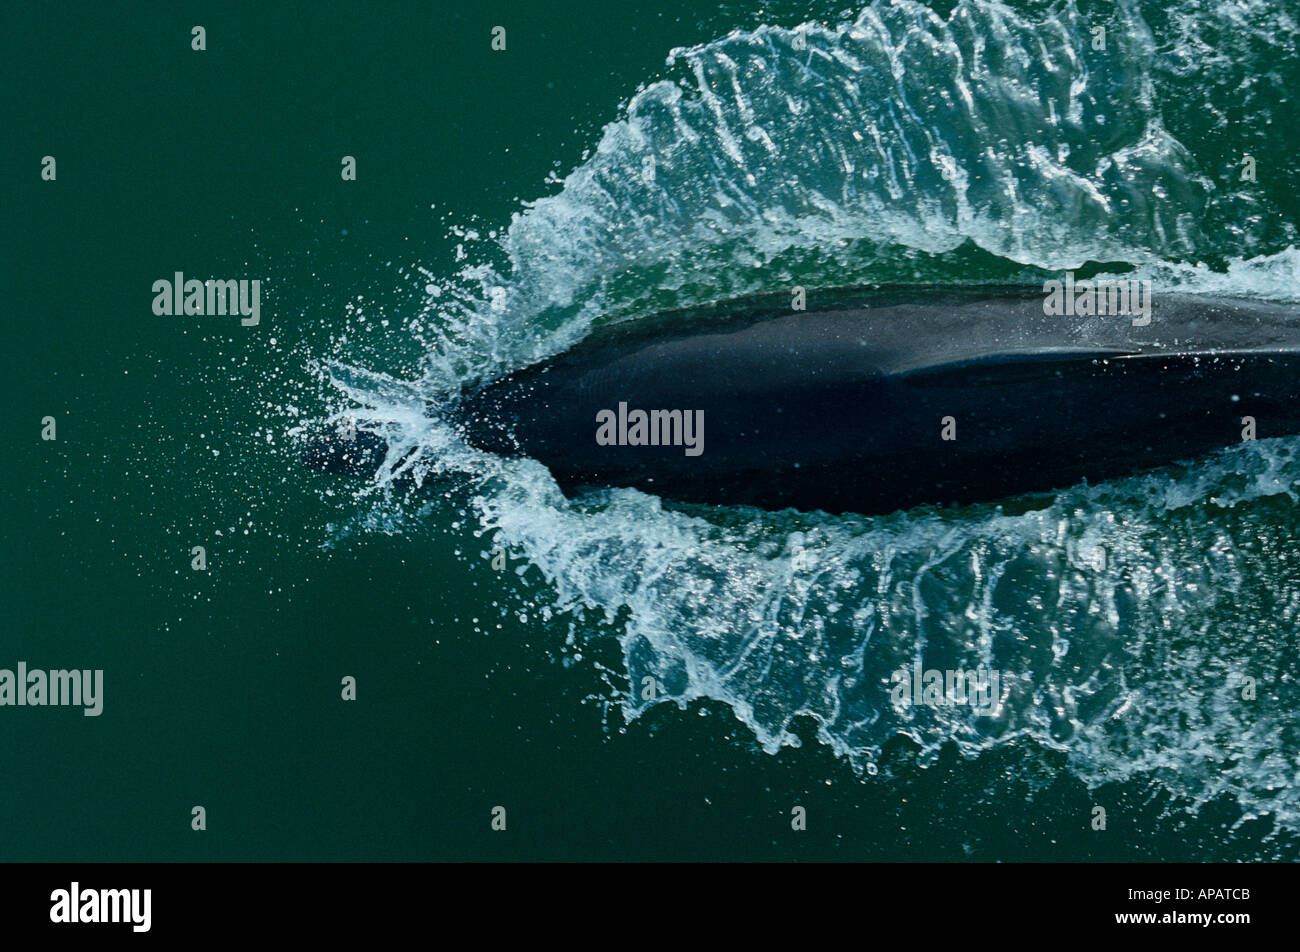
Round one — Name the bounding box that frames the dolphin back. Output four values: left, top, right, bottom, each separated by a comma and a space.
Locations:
452, 288, 1300, 514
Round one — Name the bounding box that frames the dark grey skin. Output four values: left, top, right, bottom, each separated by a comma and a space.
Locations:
302, 287, 1300, 515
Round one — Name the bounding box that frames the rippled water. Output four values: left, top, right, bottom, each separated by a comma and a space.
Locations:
299, 0, 1300, 848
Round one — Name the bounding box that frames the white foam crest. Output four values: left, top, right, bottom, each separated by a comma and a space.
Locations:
473, 438, 1300, 829
414, 0, 1211, 387
1119, 248, 1300, 304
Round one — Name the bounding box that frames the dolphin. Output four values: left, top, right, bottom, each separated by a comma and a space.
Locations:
302, 286, 1300, 515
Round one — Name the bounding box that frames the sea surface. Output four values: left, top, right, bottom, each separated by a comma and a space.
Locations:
4, 0, 1299, 860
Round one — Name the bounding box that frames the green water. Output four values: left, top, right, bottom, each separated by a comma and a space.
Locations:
4, 1, 1299, 861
